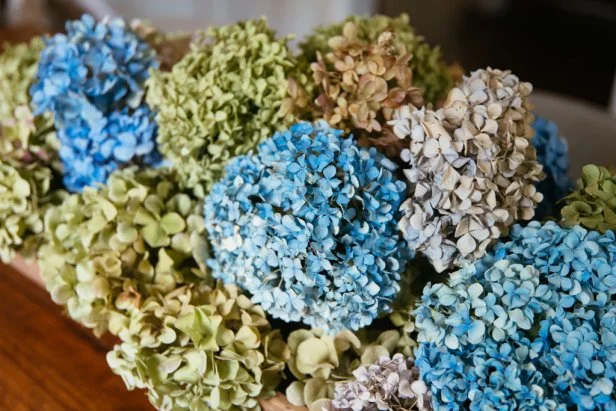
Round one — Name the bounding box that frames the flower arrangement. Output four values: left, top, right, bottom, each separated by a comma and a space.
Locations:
1, 11, 614, 411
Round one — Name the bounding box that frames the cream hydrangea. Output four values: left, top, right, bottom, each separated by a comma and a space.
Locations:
391, 68, 545, 272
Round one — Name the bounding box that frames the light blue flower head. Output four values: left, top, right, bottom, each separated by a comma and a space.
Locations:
204, 121, 411, 334
415, 221, 616, 410
532, 117, 573, 218
30, 14, 160, 192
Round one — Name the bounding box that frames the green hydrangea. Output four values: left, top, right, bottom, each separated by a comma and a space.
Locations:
0, 38, 57, 156
0, 38, 62, 262
300, 14, 452, 104
147, 18, 310, 197
285, 328, 413, 410
107, 282, 290, 410
561, 164, 616, 232
39, 167, 209, 336
0, 161, 54, 262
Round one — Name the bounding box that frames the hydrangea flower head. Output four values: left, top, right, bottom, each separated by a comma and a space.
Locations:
326, 353, 432, 411
147, 18, 310, 197
532, 117, 573, 218
107, 283, 289, 410
39, 167, 208, 335
204, 121, 410, 334
392, 68, 545, 272
561, 164, 616, 233
0, 38, 64, 262
30, 14, 160, 192
301, 14, 452, 104
415, 221, 616, 410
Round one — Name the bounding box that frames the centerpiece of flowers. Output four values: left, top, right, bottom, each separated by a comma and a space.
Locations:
0, 11, 613, 411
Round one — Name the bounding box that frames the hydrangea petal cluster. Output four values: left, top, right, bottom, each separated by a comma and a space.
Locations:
0, 39, 64, 262
107, 283, 289, 410
325, 354, 431, 411
300, 14, 452, 105
204, 121, 409, 334
0, 161, 53, 262
147, 18, 311, 197
285, 328, 414, 409
532, 116, 573, 218
391, 68, 545, 272
310, 21, 423, 157
39, 168, 208, 335
30, 14, 160, 191
561, 164, 616, 232
58, 105, 159, 192
0, 37, 57, 158
415, 221, 616, 410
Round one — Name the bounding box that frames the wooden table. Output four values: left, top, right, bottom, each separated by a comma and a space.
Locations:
0, 263, 152, 410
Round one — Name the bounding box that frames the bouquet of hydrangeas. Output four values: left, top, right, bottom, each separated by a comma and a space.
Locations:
1, 11, 613, 411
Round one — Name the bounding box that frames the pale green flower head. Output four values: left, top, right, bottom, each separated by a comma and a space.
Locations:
0, 38, 64, 262
147, 18, 311, 197
39, 167, 209, 336
107, 283, 290, 411
0, 38, 57, 159
300, 14, 452, 104
0, 160, 57, 262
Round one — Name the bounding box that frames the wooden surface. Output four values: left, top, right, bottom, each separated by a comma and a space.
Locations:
1, 260, 305, 411
0, 263, 152, 410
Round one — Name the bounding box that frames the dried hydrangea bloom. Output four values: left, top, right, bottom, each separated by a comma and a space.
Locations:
30, 14, 161, 192
392, 68, 545, 272
204, 122, 409, 334
107, 283, 289, 410
147, 18, 311, 197
0, 39, 64, 262
301, 14, 452, 105
325, 354, 432, 411
0, 161, 54, 262
561, 164, 616, 232
310, 21, 424, 158
39, 167, 208, 335
285, 328, 414, 410
415, 221, 616, 409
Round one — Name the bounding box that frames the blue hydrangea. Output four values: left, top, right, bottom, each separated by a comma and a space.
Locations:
59, 105, 159, 192
532, 117, 573, 218
415, 221, 616, 410
29, 14, 160, 192
204, 121, 410, 334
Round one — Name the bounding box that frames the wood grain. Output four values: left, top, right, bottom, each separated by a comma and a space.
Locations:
0, 263, 152, 410
3, 259, 306, 411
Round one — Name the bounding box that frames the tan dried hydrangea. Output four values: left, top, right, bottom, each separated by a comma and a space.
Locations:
107, 283, 289, 411
391, 68, 545, 272
301, 14, 452, 105
285, 328, 413, 411
38, 167, 208, 336
311, 21, 424, 157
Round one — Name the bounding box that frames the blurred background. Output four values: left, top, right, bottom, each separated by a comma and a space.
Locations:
1, 0, 614, 110
0, 0, 615, 169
